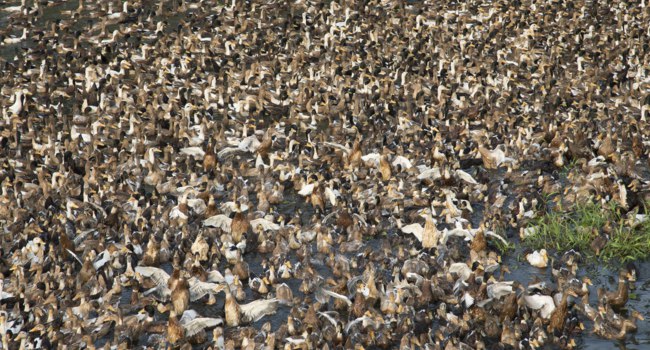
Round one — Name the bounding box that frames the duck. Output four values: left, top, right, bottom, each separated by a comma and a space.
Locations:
6, 90, 28, 116
134, 266, 223, 303
399, 208, 441, 249
223, 285, 278, 327
169, 269, 190, 315
548, 288, 578, 334
1, 28, 28, 45
230, 202, 250, 243
167, 311, 185, 345
599, 270, 632, 310
526, 249, 549, 268
478, 145, 515, 169
593, 311, 639, 341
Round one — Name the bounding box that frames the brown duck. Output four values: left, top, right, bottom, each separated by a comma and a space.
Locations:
548, 288, 578, 334
231, 202, 249, 243
169, 269, 190, 315
599, 271, 631, 310
167, 311, 185, 345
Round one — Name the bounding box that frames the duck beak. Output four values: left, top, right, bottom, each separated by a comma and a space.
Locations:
106, 305, 117, 313
30, 324, 44, 333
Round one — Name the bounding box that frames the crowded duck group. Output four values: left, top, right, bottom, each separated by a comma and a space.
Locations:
1, 0, 649, 348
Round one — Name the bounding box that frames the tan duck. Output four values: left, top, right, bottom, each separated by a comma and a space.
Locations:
223, 285, 278, 327
167, 311, 185, 345
230, 202, 250, 243
170, 270, 190, 315
593, 311, 639, 341
142, 237, 160, 266
601, 306, 645, 333
469, 227, 487, 253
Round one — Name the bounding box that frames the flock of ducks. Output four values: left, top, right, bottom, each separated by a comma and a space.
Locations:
1, 0, 649, 348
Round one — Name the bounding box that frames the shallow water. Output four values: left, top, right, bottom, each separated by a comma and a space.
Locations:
2, 1, 649, 349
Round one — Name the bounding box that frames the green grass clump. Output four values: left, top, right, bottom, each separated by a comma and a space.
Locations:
522, 201, 650, 263
600, 218, 650, 263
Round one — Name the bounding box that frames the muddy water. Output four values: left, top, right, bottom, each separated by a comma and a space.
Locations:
2, 1, 649, 349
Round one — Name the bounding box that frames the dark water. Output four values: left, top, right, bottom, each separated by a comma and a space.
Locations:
2, 1, 649, 349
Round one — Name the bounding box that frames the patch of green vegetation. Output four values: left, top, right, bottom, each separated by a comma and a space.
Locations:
559, 158, 579, 179
600, 218, 650, 263
522, 201, 650, 263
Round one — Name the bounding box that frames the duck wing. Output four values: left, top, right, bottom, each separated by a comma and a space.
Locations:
392, 155, 413, 170
323, 187, 339, 206
203, 214, 232, 231
93, 250, 111, 270
238, 136, 261, 152
416, 166, 442, 180
298, 183, 315, 196
361, 153, 381, 166
240, 298, 279, 323
180, 147, 205, 158
188, 278, 225, 301
179, 310, 200, 323
143, 284, 171, 301
218, 136, 260, 159
206, 270, 225, 283
187, 198, 207, 215
448, 263, 472, 282
486, 282, 515, 299
182, 317, 224, 337
135, 266, 171, 287
454, 169, 478, 185
250, 218, 280, 231
524, 294, 556, 319
315, 287, 352, 306
220, 201, 249, 215
400, 223, 424, 242
321, 141, 351, 155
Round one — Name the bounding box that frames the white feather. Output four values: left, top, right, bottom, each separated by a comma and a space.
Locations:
203, 214, 232, 231
361, 153, 381, 166
400, 223, 424, 242
321, 141, 351, 154
324, 186, 339, 206
240, 298, 279, 323
180, 147, 205, 157
220, 201, 249, 215
486, 282, 515, 299
183, 317, 223, 336
250, 218, 280, 231
187, 198, 207, 214
392, 155, 413, 170
524, 294, 555, 319
136, 266, 224, 302
448, 263, 472, 281
298, 183, 315, 196
416, 166, 442, 180
455, 169, 478, 185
